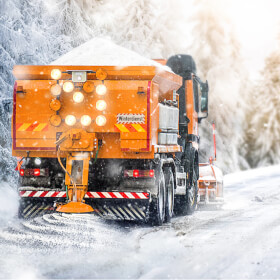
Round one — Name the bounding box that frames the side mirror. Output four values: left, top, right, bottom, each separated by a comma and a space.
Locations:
198, 80, 209, 122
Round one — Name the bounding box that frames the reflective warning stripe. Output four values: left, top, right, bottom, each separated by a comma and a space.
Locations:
17, 123, 31, 131
115, 124, 130, 132
16, 122, 48, 132
19, 190, 149, 199
132, 124, 146, 132
114, 124, 147, 133
33, 123, 48, 132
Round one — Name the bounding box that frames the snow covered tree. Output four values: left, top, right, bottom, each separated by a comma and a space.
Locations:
48, 0, 183, 58
246, 45, 280, 167
189, 0, 248, 172
0, 0, 72, 184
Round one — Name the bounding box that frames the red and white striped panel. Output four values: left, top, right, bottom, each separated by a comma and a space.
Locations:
20, 190, 66, 198
19, 190, 149, 199
85, 191, 149, 199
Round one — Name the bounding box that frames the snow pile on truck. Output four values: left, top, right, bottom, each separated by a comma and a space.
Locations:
51, 37, 170, 71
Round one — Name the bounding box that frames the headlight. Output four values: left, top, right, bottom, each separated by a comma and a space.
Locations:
51, 69, 62, 80
96, 115, 106, 126
81, 115, 92, 126
73, 91, 84, 103
65, 115, 76, 126
96, 84, 107, 95
96, 100, 107, 111
50, 84, 62, 96
63, 81, 74, 93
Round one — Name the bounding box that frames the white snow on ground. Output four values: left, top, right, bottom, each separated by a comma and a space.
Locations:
1, 165, 280, 278
51, 37, 171, 73
0, 183, 18, 229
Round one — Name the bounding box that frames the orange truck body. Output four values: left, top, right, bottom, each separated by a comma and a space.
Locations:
12, 65, 182, 159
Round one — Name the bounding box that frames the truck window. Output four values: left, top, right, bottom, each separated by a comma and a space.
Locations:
193, 79, 199, 112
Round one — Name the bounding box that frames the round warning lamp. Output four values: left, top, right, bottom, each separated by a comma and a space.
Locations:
73, 91, 84, 103
83, 81, 95, 93
96, 84, 107, 96
96, 68, 108, 80
49, 99, 61, 111
50, 114, 62, 127
96, 115, 107, 126
65, 115, 76, 126
96, 100, 107, 111
51, 69, 62, 80
81, 115, 92, 126
50, 84, 62, 96
63, 81, 74, 93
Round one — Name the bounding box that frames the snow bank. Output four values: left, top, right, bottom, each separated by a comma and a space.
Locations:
0, 183, 18, 229
51, 37, 171, 72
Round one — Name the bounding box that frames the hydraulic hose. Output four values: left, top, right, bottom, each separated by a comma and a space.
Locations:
57, 146, 77, 201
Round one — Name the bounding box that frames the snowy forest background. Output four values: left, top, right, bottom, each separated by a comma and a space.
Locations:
0, 0, 280, 179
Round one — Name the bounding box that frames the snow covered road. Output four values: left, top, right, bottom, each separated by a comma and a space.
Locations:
1, 165, 280, 279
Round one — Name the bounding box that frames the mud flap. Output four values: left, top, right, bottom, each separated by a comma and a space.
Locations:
86, 199, 149, 221
18, 198, 59, 219
18, 191, 150, 221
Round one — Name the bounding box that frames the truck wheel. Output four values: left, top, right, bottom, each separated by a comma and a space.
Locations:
174, 165, 198, 215
164, 168, 174, 222
186, 169, 198, 215
149, 169, 166, 226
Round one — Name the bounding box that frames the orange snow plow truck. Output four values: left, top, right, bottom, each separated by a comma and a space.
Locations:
12, 55, 209, 225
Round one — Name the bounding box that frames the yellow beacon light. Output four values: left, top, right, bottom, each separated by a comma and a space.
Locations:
96, 115, 107, 126
65, 115, 76, 126
51, 69, 62, 80
63, 81, 74, 93
96, 84, 107, 96
73, 92, 84, 103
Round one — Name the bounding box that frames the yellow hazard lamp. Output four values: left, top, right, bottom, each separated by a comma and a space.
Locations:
50, 84, 62, 96
51, 69, 62, 80
96, 115, 106, 126
81, 115, 92, 126
96, 68, 108, 80
49, 99, 61, 111
50, 114, 62, 127
83, 81, 95, 93
96, 100, 107, 111
65, 115, 76, 126
73, 91, 84, 103
96, 84, 107, 96
63, 81, 74, 93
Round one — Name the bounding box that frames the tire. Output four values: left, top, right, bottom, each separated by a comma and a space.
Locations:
164, 168, 174, 222
186, 170, 198, 214
149, 169, 166, 226
174, 164, 198, 215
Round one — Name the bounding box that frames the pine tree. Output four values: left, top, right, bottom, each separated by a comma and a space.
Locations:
189, 0, 248, 172
246, 46, 280, 167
